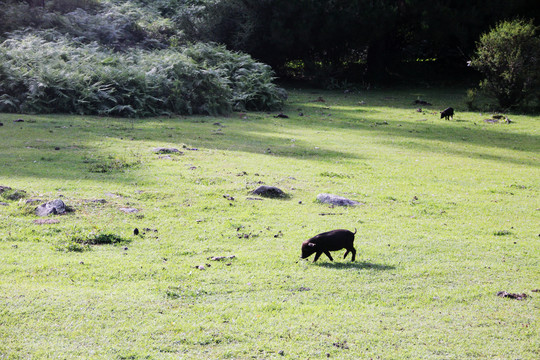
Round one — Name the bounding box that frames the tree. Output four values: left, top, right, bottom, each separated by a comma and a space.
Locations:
470, 19, 540, 108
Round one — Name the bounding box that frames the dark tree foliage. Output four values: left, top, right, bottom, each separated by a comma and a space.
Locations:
1, 0, 538, 83
183, 0, 539, 82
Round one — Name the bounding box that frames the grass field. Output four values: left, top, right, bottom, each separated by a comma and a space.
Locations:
0, 87, 538, 359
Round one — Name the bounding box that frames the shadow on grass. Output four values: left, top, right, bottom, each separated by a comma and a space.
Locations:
314, 261, 395, 271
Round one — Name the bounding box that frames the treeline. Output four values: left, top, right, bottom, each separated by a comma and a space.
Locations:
184, 0, 538, 84
2, 1, 537, 82
0, 0, 538, 115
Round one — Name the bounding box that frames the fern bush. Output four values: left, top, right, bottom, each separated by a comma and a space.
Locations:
0, 34, 285, 116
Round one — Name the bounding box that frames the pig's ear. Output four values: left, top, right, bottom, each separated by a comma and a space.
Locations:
308, 243, 316, 247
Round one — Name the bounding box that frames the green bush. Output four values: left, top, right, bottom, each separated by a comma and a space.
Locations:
0, 34, 286, 116
470, 19, 540, 109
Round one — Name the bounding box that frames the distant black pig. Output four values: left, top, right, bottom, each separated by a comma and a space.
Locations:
301, 229, 357, 262
440, 107, 454, 120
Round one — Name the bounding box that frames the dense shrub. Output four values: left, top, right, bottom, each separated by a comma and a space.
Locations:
0, 34, 286, 116
470, 19, 540, 109
0, 0, 175, 49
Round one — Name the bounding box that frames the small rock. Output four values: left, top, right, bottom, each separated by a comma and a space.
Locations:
274, 113, 289, 118
497, 291, 528, 300
54, 147, 60, 150
153, 147, 182, 154
134, 228, 139, 235
0, 122, 3, 126
278, 350, 285, 356
14, 119, 24, 123
119, 207, 139, 213
316, 193, 361, 206
35, 199, 66, 216
208, 255, 236, 261
251, 185, 286, 198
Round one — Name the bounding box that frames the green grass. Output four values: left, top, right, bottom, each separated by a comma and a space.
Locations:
0, 87, 538, 359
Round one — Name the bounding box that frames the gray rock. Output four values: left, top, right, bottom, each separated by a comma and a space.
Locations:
119, 207, 139, 213
251, 185, 286, 198
316, 193, 361, 206
35, 199, 67, 216
153, 147, 182, 154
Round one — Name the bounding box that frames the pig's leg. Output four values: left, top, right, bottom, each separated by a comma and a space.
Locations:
324, 251, 334, 261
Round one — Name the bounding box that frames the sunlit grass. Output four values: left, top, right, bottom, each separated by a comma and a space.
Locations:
0, 87, 538, 359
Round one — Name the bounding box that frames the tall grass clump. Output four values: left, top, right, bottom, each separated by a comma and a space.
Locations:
0, 34, 286, 116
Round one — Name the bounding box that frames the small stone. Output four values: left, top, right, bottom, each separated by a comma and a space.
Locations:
278, 350, 285, 356
35, 199, 66, 216
54, 147, 60, 150
119, 208, 139, 213
134, 228, 139, 235
153, 147, 182, 154
251, 185, 286, 198
316, 193, 361, 206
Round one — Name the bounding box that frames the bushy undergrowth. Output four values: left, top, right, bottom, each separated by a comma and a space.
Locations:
470, 19, 540, 110
0, 35, 286, 116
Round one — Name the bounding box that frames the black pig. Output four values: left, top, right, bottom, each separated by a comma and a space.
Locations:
440, 107, 454, 120
301, 229, 357, 262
